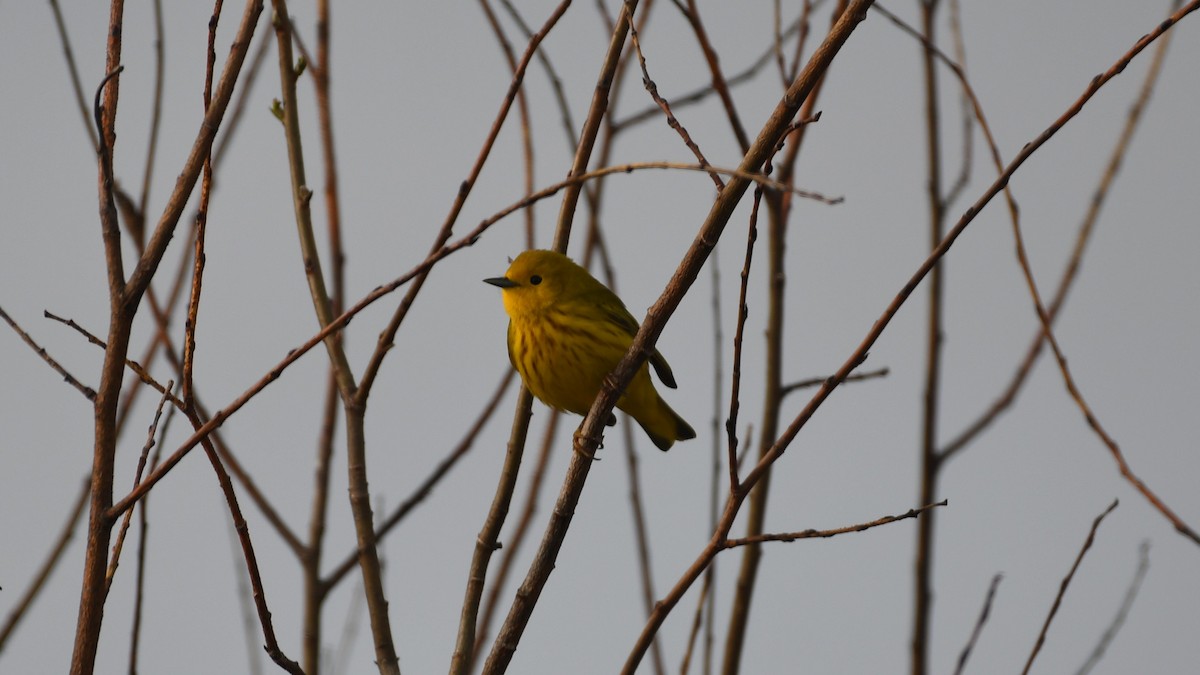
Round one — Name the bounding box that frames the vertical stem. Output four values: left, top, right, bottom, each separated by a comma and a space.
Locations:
271, 4, 397, 672
448, 389, 533, 675
718, 1, 846, 667
304, 373, 339, 674
71, 3, 127, 672
720, 198, 783, 675
552, 0, 638, 248
912, 2, 944, 674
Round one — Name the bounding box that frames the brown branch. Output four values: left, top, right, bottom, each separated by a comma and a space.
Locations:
676, 562, 712, 675
478, 0, 538, 245
499, 0, 580, 157
786, 0, 816, 84
941, 0, 973, 208
620, 413, 667, 675
723, 4, 844, 666
678, 0, 751, 151
270, 4, 397, 672
725, 189, 763, 494
114, 200, 193, 434
137, 0, 166, 222
47, 0, 100, 150
105, 382, 174, 592
470, 408, 561, 665
951, 574, 1003, 675
303, 369, 339, 673
779, 366, 889, 398
724, 500, 946, 547
1021, 500, 1120, 675
194, 407, 304, 675
128, 397, 176, 674
0, 306, 96, 400
912, 2, 946, 673
450, 378, 534, 675
123, 0, 266, 311
551, 0, 636, 249
44, 311, 184, 411
628, 20, 723, 190
70, 2, 130, 667
51, 301, 309, 561
457, 397, 539, 670
182, 0, 221, 407
611, 14, 807, 132
301, 0, 344, 665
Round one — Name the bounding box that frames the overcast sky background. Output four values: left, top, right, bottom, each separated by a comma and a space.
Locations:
2, 1, 1199, 674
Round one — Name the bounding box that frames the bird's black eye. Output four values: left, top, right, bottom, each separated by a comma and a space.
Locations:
530, 275, 542, 285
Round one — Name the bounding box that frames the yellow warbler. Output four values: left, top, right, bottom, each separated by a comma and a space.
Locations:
484, 250, 696, 451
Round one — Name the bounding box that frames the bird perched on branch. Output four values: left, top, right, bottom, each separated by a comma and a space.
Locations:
484, 249, 695, 451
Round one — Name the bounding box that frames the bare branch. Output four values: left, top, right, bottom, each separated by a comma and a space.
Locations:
1021, 500, 1120, 675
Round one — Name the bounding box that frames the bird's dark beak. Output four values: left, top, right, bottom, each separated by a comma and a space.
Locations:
483, 276, 518, 289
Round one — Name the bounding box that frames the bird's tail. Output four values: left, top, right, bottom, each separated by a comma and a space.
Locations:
634, 396, 696, 451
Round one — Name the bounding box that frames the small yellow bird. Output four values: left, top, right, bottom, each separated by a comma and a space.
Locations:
484, 250, 696, 451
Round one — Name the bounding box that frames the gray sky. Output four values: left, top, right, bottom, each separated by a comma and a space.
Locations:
2, 1, 1198, 673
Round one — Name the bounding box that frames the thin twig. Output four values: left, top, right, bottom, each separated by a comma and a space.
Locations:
303, 0, 345, 663
105, 381, 175, 592
779, 366, 889, 398
478, 0, 538, 245
122, 0, 265, 310
724, 190, 762, 494
724, 500, 946, 547
677, 563, 712, 675
951, 574, 1003, 675
1021, 499, 1120, 675
677, 0, 750, 151
628, 20, 723, 190
1075, 541, 1151, 675
620, 389, 666, 675
550, 0, 634, 251
498, 0, 579, 156
183, 0, 221, 407
129, 396, 176, 674
611, 15, 807, 132
137, 0, 166, 223
44, 311, 184, 410
912, 2, 947, 672
470, 408, 560, 664
0, 306, 96, 400
47, 0, 99, 150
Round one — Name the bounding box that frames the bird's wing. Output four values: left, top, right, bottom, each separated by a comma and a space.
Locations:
601, 302, 678, 389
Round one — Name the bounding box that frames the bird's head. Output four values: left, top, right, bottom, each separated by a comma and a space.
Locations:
483, 249, 579, 318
